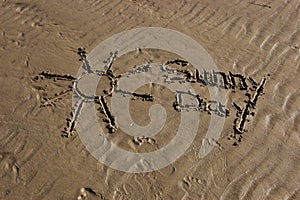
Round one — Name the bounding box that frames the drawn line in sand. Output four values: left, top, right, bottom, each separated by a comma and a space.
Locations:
249, 2, 272, 9
229, 77, 267, 145
32, 27, 268, 172
72, 27, 226, 172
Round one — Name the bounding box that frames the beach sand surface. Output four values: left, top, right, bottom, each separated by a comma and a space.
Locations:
0, 0, 300, 199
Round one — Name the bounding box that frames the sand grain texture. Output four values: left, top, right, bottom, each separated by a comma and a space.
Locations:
0, 0, 300, 199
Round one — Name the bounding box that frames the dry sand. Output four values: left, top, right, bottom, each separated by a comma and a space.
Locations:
1, 0, 300, 199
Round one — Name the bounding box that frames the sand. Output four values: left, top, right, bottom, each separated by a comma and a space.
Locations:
1, 0, 300, 199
